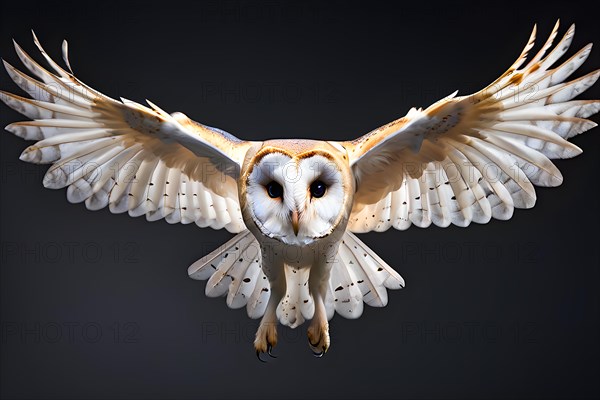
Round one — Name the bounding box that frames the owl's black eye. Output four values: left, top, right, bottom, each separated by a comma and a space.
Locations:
265, 181, 283, 198
310, 180, 327, 198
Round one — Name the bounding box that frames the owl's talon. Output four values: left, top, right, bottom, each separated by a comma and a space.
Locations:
307, 319, 330, 357
254, 320, 278, 360
267, 343, 277, 358
256, 350, 267, 363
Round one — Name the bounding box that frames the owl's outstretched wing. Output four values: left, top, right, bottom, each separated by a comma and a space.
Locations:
1, 33, 256, 233
343, 22, 599, 233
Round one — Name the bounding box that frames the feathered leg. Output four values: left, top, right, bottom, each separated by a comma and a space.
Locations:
254, 246, 285, 359
307, 262, 332, 356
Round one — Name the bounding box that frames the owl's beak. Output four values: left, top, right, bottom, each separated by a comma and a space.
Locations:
291, 210, 300, 236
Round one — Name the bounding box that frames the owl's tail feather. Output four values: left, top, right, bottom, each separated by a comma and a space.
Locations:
325, 232, 405, 320
188, 230, 271, 319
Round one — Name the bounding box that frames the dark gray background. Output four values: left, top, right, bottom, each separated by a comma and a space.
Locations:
1, 1, 598, 399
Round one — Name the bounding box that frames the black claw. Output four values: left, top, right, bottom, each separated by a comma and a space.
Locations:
256, 350, 267, 363
309, 336, 325, 357
267, 344, 277, 358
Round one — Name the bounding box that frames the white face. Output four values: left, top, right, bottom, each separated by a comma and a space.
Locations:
246, 153, 346, 246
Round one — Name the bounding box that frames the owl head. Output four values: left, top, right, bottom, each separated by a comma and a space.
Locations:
240, 140, 354, 246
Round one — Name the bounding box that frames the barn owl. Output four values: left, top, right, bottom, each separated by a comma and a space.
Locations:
1, 22, 598, 360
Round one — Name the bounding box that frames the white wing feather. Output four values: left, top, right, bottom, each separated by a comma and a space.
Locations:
1, 33, 256, 233
345, 22, 599, 233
